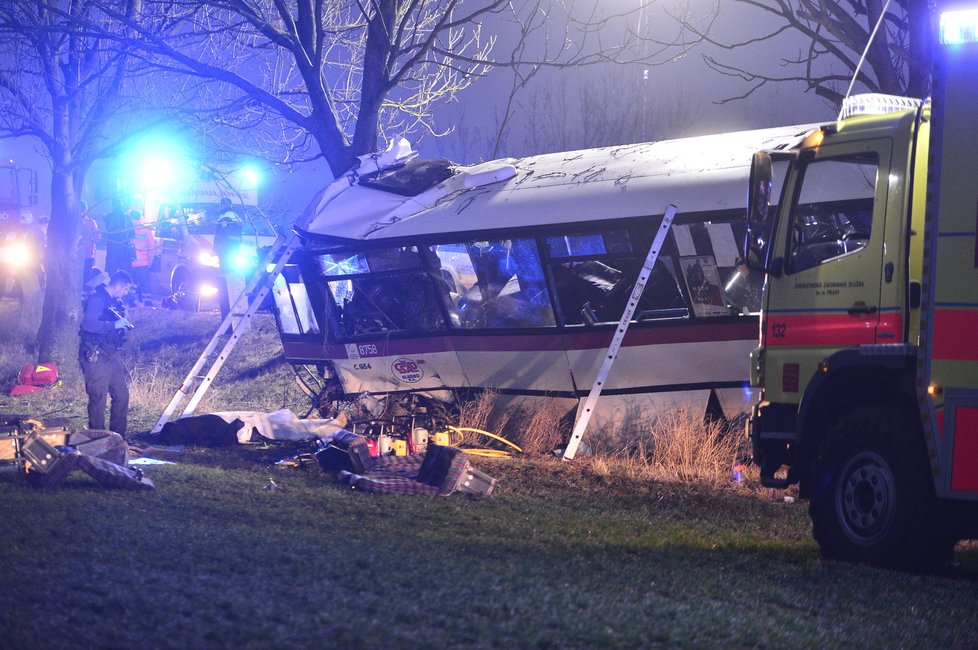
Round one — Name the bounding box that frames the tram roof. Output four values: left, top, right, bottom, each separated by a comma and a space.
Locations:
301, 123, 818, 244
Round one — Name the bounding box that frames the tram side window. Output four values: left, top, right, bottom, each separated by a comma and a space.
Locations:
546, 227, 686, 325
272, 265, 320, 335
432, 239, 555, 328
318, 247, 446, 337
787, 154, 878, 274
673, 220, 762, 315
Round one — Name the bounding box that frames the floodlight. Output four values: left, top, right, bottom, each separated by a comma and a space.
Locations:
940, 9, 978, 45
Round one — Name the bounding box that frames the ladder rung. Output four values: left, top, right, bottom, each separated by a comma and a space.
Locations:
150, 231, 301, 436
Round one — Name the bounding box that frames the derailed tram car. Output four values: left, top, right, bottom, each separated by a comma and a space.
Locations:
272, 127, 815, 443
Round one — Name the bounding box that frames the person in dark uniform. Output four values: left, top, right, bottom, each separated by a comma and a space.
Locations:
213, 198, 243, 320
79, 271, 134, 437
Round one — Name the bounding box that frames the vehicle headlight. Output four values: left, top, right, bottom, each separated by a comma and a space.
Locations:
0, 241, 32, 269
198, 250, 221, 268
198, 282, 219, 297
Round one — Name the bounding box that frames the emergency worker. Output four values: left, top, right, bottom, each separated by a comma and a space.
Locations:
104, 200, 136, 275
214, 199, 243, 320
78, 201, 101, 286
79, 270, 134, 438
130, 210, 158, 305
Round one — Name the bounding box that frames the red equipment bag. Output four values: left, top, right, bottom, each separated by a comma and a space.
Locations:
9, 362, 60, 396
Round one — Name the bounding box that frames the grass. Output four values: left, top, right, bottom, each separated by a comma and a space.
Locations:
2, 455, 978, 648
1, 300, 978, 648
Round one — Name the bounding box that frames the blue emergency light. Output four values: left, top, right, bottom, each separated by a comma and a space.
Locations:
940, 9, 978, 45
228, 244, 259, 274
239, 166, 261, 188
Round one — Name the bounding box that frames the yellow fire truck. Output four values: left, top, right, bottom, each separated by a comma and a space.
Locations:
744, 2, 978, 567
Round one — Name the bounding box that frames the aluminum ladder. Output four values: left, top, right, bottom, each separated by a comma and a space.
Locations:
561, 204, 677, 460
149, 231, 302, 435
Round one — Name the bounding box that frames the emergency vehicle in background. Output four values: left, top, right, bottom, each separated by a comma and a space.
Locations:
744, 1, 978, 567
0, 159, 43, 301
86, 149, 275, 307
148, 190, 274, 309
270, 124, 817, 446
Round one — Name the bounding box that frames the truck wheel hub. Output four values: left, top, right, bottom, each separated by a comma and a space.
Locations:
838, 452, 895, 544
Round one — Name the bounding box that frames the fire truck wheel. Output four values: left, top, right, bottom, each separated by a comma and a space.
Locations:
171, 265, 191, 296
809, 406, 953, 569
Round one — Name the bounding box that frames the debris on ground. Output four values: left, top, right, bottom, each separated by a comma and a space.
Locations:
315, 430, 497, 497
0, 415, 154, 491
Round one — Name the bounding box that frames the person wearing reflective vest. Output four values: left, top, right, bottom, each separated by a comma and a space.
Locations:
79, 271, 134, 438
131, 211, 158, 305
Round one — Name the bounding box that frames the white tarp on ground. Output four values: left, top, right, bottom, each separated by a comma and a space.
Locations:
211, 409, 347, 443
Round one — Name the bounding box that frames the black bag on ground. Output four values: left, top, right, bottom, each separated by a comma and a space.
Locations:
158, 414, 244, 446
315, 444, 356, 473
315, 431, 372, 474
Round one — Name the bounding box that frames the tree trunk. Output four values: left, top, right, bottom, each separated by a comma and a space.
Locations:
36, 166, 81, 363
352, 0, 396, 157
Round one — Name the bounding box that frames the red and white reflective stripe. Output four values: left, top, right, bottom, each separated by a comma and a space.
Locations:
764, 311, 901, 347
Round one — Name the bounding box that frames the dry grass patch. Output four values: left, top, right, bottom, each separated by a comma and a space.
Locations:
448, 391, 745, 486
643, 408, 745, 484
451, 390, 569, 456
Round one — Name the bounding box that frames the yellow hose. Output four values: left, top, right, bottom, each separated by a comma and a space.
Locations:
463, 448, 515, 458
433, 425, 522, 458
449, 426, 523, 453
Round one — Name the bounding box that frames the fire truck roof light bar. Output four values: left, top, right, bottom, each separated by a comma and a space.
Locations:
839, 94, 923, 120
940, 9, 978, 45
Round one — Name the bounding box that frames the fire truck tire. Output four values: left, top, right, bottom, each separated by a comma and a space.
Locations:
171, 266, 191, 295
809, 406, 954, 569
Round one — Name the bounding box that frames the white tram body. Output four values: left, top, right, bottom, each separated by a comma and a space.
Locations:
273, 125, 815, 436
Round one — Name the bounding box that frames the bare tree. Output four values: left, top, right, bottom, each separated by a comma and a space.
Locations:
109, 1, 688, 177
675, 0, 932, 107
0, 0, 147, 362
99, 0, 508, 178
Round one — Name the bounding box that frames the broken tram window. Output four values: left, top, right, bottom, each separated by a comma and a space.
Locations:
318, 247, 447, 337
546, 225, 687, 325
432, 238, 555, 329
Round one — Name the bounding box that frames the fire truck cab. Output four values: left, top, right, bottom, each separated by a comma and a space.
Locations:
744, 2, 978, 567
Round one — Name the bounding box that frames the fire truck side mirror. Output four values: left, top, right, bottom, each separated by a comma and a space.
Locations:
745, 151, 774, 272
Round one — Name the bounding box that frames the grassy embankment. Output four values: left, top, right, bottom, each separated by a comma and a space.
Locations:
1, 299, 977, 648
